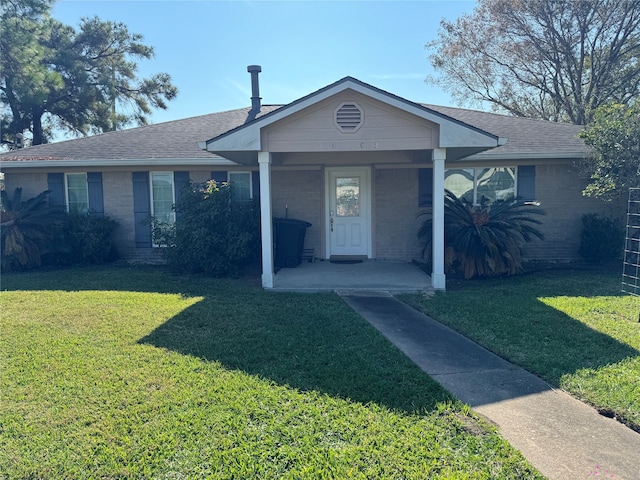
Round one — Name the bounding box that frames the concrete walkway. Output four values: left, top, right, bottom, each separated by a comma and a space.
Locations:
342, 293, 640, 480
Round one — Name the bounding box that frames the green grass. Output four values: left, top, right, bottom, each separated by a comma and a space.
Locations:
402, 268, 640, 432
0, 266, 541, 479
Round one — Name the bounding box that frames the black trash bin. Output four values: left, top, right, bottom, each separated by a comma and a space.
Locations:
273, 217, 312, 268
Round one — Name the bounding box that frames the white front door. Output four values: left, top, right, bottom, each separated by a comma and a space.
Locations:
326, 167, 371, 258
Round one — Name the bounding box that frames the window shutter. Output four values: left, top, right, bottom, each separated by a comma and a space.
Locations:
87, 172, 104, 216
173, 171, 190, 202
47, 173, 65, 207
517, 166, 536, 202
173, 171, 190, 222
252, 171, 260, 199
418, 169, 433, 207
210, 171, 227, 184
132, 171, 152, 247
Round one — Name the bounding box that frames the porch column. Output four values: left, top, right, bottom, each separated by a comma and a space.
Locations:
432, 148, 446, 290
258, 151, 274, 288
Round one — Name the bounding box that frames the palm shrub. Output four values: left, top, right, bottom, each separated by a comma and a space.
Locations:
1, 188, 66, 271
418, 190, 546, 279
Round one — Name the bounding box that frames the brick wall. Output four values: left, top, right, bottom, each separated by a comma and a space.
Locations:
117, 246, 165, 264
102, 171, 136, 250
104, 169, 220, 262
190, 170, 214, 184
3, 164, 624, 265
371, 164, 626, 263
374, 168, 422, 261
272, 170, 323, 257
525, 164, 625, 261
3, 172, 48, 198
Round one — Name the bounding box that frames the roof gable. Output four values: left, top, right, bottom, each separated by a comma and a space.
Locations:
260, 89, 442, 153
203, 77, 501, 163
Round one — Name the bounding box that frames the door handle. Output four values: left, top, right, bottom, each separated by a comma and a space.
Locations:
330, 216, 334, 232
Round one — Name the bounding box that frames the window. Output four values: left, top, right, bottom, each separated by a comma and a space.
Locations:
335, 177, 360, 217
228, 172, 252, 202
66, 173, 89, 214
445, 167, 516, 204
150, 172, 175, 224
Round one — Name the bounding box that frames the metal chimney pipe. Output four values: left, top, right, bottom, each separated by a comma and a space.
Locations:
247, 65, 262, 113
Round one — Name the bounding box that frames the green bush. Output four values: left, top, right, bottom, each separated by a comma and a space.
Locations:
45, 213, 119, 266
1, 188, 118, 270
153, 180, 260, 277
578, 213, 624, 263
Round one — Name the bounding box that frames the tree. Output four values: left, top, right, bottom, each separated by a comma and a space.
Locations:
578, 102, 640, 199
426, 0, 640, 125
1, 0, 177, 147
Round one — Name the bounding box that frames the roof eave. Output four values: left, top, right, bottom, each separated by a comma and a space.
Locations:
461, 151, 588, 161
0, 157, 237, 169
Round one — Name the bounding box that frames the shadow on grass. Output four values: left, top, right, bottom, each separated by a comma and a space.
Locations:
6, 265, 637, 415
403, 268, 640, 388
4, 266, 453, 413
137, 289, 455, 414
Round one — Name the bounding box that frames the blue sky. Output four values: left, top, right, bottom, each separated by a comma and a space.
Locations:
52, 0, 478, 125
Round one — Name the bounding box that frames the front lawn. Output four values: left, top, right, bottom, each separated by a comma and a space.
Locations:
0, 266, 540, 479
403, 268, 640, 432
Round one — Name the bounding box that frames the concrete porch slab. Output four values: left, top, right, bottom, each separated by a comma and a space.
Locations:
271, 259, 432, 293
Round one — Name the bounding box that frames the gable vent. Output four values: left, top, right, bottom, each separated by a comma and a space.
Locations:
334, 102, 364, 133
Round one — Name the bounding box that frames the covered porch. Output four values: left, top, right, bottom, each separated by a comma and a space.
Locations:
271, 259, 432, 294
202, 75, 502, 291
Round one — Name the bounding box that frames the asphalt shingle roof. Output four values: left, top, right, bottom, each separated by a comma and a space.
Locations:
0, 106, 281, 163
0, 101, 587, 164
425, 105, 587, 157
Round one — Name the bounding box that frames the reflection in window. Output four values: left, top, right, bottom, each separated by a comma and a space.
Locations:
477, 167, 516, 202
444, 169, 474, 203
229, 172, 252, 202
151, 172, 175, 224
66, 173, 89, 214
336, 177, 360, 217
445, 167, 515, 204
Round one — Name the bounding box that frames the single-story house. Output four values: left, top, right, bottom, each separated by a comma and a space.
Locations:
0, 68, 618, 289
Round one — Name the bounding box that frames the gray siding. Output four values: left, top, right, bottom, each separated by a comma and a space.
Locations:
262, 90, 439, 153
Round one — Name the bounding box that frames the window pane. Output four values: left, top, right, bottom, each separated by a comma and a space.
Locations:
336, 177, 360, 217
444, 169, 474, 203
476, 167, 515, 202
229, 172, 251, 202
67, 173, 88, 214
151, 172, 175, 223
